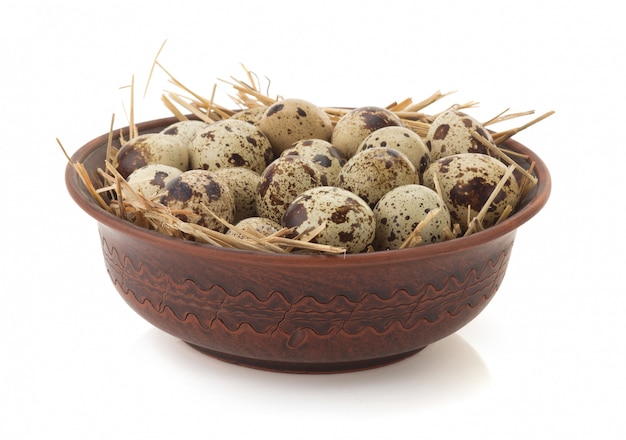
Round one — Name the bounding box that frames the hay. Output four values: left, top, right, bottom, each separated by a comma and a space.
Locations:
62, 46, 552, 254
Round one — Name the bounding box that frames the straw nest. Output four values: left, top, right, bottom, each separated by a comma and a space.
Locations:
61, 42, 553, 255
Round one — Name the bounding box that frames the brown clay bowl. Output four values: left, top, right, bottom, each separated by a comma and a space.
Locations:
65, 115, 551, 373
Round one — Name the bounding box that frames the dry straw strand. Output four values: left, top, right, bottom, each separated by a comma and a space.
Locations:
464, 164, 517, 237
400, 208, 441, 249
144, 39, 168, 99
470, 128, 538, 187
492, 110, 555, 144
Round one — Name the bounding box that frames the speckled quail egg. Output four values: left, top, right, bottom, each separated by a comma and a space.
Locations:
425, 110, 496, 161
422, 153, 520, 232
159, 169, 235, 232
213, 167, 261, 223
336, 147, 419, 209
226, 217, 281, 240
280, 139, 346, 184
256, 155, 325, 224
189, 119, 274, 174
283, 186, 376, 254
125, 164, 183, 200
160, 120, 211, 147
116, 133, 189, 179
358, 126, 431, 178
256, 98, 333, 155
229, 107, 267, 125
372, 184, 451, 251
331, 106, 404, 158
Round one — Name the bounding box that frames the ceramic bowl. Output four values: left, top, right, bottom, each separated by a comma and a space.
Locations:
65, 115, 551, 373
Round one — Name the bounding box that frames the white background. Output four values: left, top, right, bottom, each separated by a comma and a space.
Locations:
2, 1, 624, 438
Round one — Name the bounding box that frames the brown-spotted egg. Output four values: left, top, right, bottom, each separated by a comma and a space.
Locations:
336, 147, 419, 209
257, 98, 333, 155
125, 164, 183, 200
358, 126, 431, 179
226, 217, 282, 240
373, 184, 451, 250
422, 153, 520, 232
159, 169, 235, 232
283, 186, 375, 254
331, 106, 404, 158
255, 155, 325, 224
230, 107, 267, 125
425, 110, 496, 161
160, 120, 211, 147
116, 133, 189, 179
280, 139, 346, 184
213, 167, 262, 223
189, 119, 274, 174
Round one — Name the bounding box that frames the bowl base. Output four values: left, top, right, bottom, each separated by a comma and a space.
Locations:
185, 343, 425, 374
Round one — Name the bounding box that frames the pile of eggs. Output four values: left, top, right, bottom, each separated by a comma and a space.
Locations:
114, 98, 521, 254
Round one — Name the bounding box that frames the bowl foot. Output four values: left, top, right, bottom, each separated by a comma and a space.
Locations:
185, 343, 425, 374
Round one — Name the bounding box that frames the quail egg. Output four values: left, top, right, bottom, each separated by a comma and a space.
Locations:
358, 126, 431, 178
230, 107, 267, 125
256, 98, 333, 155
336, 147, 419, 209
116, 133, 189, 179
227, 217, 281, 240
160, 120, 211, 147
159, 169, 235, 232
422, 153, 520, 232
256, 155, 325, 224
213, 167, 262, 223
125, 163, 183, 200
189, 119, 274, 174
331, 106, 404, 158
281, 139, 346, 184
372, 184, 451, 250
425, 110, 496, 161
283, 186, 376, 254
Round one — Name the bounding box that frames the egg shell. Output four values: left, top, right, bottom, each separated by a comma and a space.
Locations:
159, 169, 235, 232
256, 155, 325, 224
358, 126, 431, 178
425, 110, 496, 161
336, 147, 419, 209
283, 186, 376, 254
160, 120, 211, 148
373, 184, 451, 251
422, 153, 520, 232
125, 164, 183, 200
256, 98, 333, 155
331, 106, 404, 158
230, 107, 267, 125
226, 217, 281, 240
116, 133, 189, 179
281, 139, 346, 184
189, 119, 274, 174
213, 167, 262, 223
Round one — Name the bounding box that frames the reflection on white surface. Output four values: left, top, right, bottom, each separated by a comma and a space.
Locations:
133, 328, 490, 410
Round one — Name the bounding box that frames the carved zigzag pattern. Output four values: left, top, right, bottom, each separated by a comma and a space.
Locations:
101, 235, 509, 337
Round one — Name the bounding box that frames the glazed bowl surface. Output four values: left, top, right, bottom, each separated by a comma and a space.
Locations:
66, 115, 551, 373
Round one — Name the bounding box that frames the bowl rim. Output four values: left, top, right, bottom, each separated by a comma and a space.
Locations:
65, 114, 551, 266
